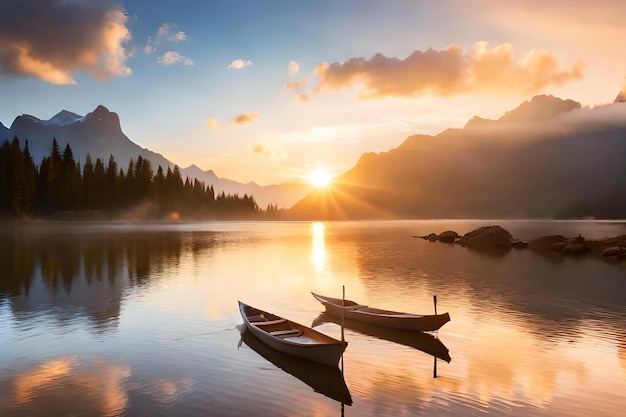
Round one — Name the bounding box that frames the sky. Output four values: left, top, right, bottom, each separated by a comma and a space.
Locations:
1, 0, 625, 186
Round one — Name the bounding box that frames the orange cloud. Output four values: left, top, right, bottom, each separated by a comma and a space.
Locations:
253, 143, 286, 157
284, 79, 307, 92
0, 1, 132, 84
284, 79, 310, 103
312, 42, 583, 98
231, 112, 259, 124
207, 112, 260, 128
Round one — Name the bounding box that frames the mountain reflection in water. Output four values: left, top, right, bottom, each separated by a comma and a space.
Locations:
1, 220, 626, 417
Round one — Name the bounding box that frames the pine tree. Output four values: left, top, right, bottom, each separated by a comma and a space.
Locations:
22, 140, 38, 212
105, 155, 118, 209
93, 158, 106, 208
125, 158, 136, 205
49, 138, 63, 210
61, 142, 80, 209
154, 166, 165, 217
9, 137, 27, 214
0, 139, 11, 212
83, 154, 95, 208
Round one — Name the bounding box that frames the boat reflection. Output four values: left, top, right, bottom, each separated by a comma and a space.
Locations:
312, 312, 451, 363
238, 326, 352, 406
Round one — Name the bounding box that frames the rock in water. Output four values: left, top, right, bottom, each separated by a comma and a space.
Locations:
437, 230, 459, 243
457, 225, 514, 250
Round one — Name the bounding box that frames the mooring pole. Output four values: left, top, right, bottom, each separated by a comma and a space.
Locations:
341, 285, 345, 343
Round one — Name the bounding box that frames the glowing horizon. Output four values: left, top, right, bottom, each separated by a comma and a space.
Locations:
1, 1, 625, 185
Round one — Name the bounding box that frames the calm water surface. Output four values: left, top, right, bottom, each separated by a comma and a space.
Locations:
1, 220, 625, 417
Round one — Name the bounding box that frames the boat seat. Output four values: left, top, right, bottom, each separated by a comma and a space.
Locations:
247, 315, 266, 322
270, 329, 303, 338
253, 319, 287, 326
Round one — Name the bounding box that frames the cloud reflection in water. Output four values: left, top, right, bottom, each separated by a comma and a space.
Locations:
1, 357, 194, 417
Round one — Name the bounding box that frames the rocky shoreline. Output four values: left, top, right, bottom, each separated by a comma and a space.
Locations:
414, 225, 626, 260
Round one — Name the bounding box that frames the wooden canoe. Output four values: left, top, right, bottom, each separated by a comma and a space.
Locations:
311, 292, 451, 332
238, 301, 347, 367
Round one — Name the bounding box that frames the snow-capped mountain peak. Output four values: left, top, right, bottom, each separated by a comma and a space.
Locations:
42, 110, 83, 127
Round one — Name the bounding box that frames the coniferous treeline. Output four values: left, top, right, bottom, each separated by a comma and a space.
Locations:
0, 137, 283, 219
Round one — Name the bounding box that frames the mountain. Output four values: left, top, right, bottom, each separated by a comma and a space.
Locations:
9, 105, 172, 170
0, 121, 8, 139
181, 164, 312, 209
289, 95, 626, 220
3, 106, 311, 209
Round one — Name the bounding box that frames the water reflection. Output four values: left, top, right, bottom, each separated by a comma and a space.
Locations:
0, 356, 195, 417
620, 336, 626, 379
312, 313, 451, 363
311, 222, 327, 271
1, 357, 130, 417
348, 229, 626, 340
238, 326, 352, 405
0, 225, 218, 332
1, 221, 626, 417
128, 376, 194, 404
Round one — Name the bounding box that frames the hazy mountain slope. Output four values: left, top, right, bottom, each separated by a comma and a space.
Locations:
289, 95, 626, 219
181, 164, 312, 208
5, 105, 310, 208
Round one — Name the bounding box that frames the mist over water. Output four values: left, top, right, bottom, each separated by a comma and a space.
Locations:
1, 220, 625, 416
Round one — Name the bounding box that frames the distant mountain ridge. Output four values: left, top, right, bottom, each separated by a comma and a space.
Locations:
465, 95, 581, 128
0, 106, 311, 209
290, 94, 626, 220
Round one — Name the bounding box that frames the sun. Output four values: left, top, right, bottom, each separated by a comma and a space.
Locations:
307, 168, 333, 188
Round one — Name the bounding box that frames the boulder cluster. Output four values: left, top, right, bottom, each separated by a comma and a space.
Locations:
415, 225, 626, 261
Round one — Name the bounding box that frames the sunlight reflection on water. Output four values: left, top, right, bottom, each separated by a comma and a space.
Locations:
1, 220, 625, 416
311, 222, 327, 272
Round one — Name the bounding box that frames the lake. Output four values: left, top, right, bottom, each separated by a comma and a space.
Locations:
1, 220, 625, 417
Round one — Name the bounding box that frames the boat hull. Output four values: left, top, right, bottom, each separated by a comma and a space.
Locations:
311, 293, 451, 332
239, 301, 346, 367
